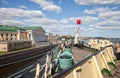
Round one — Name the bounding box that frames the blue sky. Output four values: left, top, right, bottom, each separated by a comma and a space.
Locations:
0, 0, 120, 38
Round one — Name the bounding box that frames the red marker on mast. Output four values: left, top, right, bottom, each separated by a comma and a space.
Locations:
76, 19, 81, 25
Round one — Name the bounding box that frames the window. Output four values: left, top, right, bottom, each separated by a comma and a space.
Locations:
9, 44, 11, 48
6, 38, 8, 40
1, 34, 3, 36
6, 33, 8, 36
11, 33, 12, 36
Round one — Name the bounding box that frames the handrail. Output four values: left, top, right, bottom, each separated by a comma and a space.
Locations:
54, 45, 115, 78
7, 44, 59, 78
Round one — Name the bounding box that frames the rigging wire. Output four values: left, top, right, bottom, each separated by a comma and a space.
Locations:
82, 0, 96, 24
77, 0, 96, 38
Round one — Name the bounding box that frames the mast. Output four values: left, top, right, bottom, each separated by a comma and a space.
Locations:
74, 19, 81, 44
74, 26, 79, 44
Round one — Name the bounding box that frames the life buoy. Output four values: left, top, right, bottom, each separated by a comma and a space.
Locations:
115, 43, 119, 49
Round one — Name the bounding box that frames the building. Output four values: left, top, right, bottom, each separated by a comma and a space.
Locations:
0, 40, 32, 51
0, 25, 46, 43
23, 26, 46, 44
0, 25, 46, 51
0, 25, 26, 41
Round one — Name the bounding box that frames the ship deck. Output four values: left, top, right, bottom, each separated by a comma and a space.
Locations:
72, 47, 92, 62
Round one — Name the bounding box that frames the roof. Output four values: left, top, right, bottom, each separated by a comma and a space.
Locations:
0, 25, 25, 31
23, 26, 46, 33
0, 25, 45, 33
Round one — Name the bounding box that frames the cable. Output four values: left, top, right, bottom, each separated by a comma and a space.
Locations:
82, 0, 96, 24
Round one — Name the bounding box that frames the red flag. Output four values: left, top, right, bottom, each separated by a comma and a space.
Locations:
76, 19, 81, 25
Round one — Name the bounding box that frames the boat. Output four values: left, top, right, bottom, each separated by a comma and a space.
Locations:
6, 22, 120, 78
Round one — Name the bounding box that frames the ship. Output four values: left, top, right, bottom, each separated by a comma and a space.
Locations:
3, 19, 120, 78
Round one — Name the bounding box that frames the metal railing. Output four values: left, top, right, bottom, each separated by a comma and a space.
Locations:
34, 42, 66, 78
7, 43, 63, 78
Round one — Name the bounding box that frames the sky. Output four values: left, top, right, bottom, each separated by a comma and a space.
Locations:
0, 0, 120, 38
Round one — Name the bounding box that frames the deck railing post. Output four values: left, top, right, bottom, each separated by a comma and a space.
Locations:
100, 52, 110, 70
73, 69, 77, 78
92, 56, 103, 78
44, 54, 49, 78
34, 63, 40, 78
106, 48, 115, 64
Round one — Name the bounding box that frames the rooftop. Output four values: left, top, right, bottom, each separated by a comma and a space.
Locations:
23, 26, 46, 33
0, 25, 45, 32
0, 25, 25, 31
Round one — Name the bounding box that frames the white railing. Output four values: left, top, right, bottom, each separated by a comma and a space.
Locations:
34, 42, 66, 78
54, 44, 116, 78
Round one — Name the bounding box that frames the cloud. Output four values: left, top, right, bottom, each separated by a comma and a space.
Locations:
24, 18, 59, 26
0, 8, 44, 19
0, 0, 8, 4
84, 7, 111, 14
97, 21, 120, 26
84, 7, 120, 30
74, 0, 120, 5
84, 9, 96, 14
31, 0, 61, 13
96, 25, 120, 30
99, 11, 120, 21
0, 20, 24, 26
60, 16, 98, 24
19, 5, 28, 9
95, 21, 120, 29
83, 16, 98, 24
0, 8, 45, 26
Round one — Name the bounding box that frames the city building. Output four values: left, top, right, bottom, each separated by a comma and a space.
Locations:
0, 25, 26, 41
0, 40, 32, 51
23, 26, 46, 44
0, 25, 46, 43
0, 25, 46, 51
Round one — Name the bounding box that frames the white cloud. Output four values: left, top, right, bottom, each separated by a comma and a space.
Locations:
0, 20, 24, 26
60, 16, 98, 24
95, 7, 110, 13
96, 25, 120, 29
31, 0, 61, 13
0, 0, 8, 4
99, 11, 120, 21
83, 16, 98, 24
24, 18, 59, 26
0, 8, 44, 19
84, 7, 120, 30
95, 21, 120, 29
97, 21, 120, 26
0, 8, 45, 26
74, 0, 120, 5
60, 18, 69, 23
19, 5, 28, 9
84, 9, 96, 14
84, 7, 111, 14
